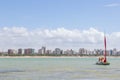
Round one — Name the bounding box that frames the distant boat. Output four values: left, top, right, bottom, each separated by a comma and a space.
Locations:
96, 34, 110, 65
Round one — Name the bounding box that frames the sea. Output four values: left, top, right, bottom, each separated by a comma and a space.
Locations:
0, 57, 120, 80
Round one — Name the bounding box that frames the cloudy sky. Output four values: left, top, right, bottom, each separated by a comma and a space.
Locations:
0, 0, 120, 50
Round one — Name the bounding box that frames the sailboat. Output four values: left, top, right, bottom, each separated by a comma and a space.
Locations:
96, 35, 110, 65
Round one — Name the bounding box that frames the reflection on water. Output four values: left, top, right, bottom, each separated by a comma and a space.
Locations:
0, 57, 120, 80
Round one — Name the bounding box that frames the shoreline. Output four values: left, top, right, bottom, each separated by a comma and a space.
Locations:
0, 56, 88, 58
0, 56, 119, 58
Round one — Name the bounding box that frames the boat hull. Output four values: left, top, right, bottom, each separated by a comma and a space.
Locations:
96, 61, 110, 65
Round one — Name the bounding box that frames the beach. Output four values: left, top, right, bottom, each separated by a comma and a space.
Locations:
0, 56, 119, 58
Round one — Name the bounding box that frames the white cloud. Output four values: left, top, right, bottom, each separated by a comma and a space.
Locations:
104, 3, 120, 7
0, 27, 119, 51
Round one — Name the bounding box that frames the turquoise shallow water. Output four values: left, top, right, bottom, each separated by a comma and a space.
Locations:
0, 57, 120, 80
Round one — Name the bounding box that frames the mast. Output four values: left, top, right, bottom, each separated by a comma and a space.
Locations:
104, 35, 107, 63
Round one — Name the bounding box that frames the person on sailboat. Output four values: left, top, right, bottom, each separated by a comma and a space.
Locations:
98, 56, 105, 62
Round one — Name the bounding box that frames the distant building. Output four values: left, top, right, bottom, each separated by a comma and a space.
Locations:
8, 49, 13, 55
38, 46, 46, 54
38, 49, 42, 54
18, 48, 22, 54
79, 48, 86, 54
24, 48, 34, 55
64, 49, 74, 54
109, 50, 113, 56
46, 50, 52, 54
113, 48, 117, 56
8, 49, 17, 55
54, 48, 62, 54
42, 46, 46, 54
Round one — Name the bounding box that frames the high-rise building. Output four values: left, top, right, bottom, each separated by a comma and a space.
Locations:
54, 48, 62, 54
8, 49, 17, 55
79, 48, 85, 54
113, 48, 117, 56
42, 46, 46, 54
8, 49, 14, 55
38, 46, 46, 54
24, 48, 34, 55
18, 48, 22, 54
38, 49, 42, 54
46, 50, 52, 54
64, 49, 74, 54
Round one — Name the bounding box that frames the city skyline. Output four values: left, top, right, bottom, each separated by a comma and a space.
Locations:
0, 0, 120, 49
1, 46, 120, 56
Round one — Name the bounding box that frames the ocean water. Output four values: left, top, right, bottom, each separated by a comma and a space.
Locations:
0, 57, 120, 80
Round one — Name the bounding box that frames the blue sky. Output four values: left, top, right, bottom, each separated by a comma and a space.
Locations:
0, 0, 120, 32
0, 0, 120, 50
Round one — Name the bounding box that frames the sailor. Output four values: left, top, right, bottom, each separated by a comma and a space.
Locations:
101, 57, 105, 62
99, 57, 101, 62
98, 57, 104, 62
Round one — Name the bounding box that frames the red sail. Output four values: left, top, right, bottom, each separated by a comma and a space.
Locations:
104, 35, 107, 62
